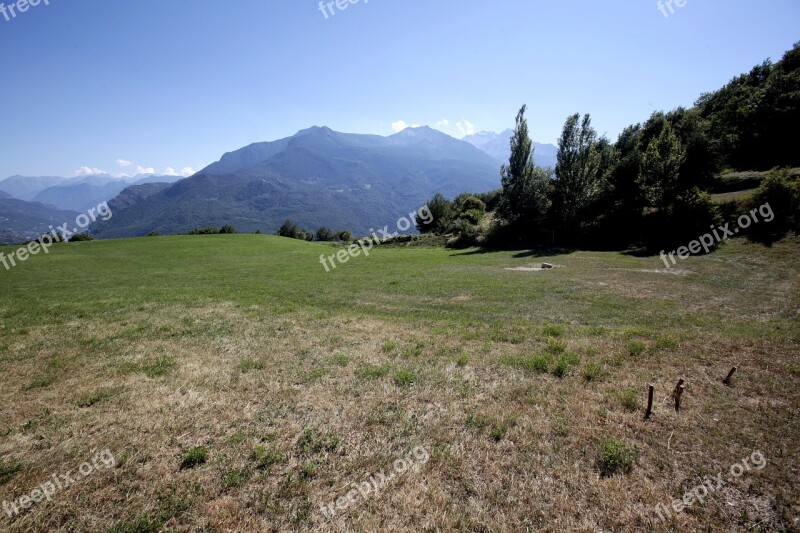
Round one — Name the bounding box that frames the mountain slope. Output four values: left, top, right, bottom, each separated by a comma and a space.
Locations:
0, 176, 67, 201
92, 127, 502, 238
33, 181, 133, 212
0, 198, 79, 244
463, 130, 559, 168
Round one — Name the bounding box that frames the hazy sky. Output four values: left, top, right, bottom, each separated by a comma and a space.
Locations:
0, 0, 798, 178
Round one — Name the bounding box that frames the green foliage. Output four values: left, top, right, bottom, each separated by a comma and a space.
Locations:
180, 446, 208, 470
69, 232, 94, 242
520, 354, 550, 374
552, 113, 606, 235
598, 438, 635, 477
619, 388, 639, 411
639, 123, 686, 210
252, 445, 282, 470
417, 193, 454, 234
188, 226, 220, 235
277, 220, 313, 241
489, 417, 517, 442
336, 230, 353, 243
582, 363, 603, 382
314, 227, 335, 242
357, 364, 392, 379
748, 167, 800, 242
393, 369, 417, 387
297, 428, 339, 455
628, 342, 646, 357
219, 224, 238, 234
498, 105, 552, 232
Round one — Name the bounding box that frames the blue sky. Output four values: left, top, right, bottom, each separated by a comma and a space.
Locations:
0, 0, 797, 178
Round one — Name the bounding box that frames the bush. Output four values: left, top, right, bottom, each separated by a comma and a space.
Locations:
277, 220, 313, 241
189, 227, 219, 235
219, 224, 237, 234
748, 167, 800, 242
315, 227, 335, 242
598, 438, 635, 477
336, 230, 353, 243
147, 231, 159, 237
69, 232, 94, 242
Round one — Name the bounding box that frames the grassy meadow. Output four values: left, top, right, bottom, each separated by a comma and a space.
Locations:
0, 234, 798, 531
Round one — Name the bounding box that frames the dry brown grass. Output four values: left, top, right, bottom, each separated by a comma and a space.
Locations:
0, 236, 798, 531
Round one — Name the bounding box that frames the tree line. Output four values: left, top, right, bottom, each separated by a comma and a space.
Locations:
418, 43, 800, 250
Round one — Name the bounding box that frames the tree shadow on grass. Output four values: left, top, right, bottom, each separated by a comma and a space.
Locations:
450, 245, 575, 258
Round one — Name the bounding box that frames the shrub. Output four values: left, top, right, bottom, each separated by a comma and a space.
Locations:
315, 227, 335, 242
147, 231, 159, 237
189, 226, 219, 235
219, 224, 237, 234
69, 232, 94, 242
748, 167, 800, 242
598, 438, 635, 477
180, 446, 208, 470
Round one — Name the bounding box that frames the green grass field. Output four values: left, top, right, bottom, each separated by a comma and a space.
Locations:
0, 235, 798, 531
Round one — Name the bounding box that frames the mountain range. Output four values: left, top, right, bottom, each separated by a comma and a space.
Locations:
89, 126, 504, 238
1, 126, 559, 242
0, 173, 186, 212
462, 130, 559, 168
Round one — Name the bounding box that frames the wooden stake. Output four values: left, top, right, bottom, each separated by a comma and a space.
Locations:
672, 378, 685, 399
723, 366, 738, 385
644, 384, 654, 420
674, 385, 685, 411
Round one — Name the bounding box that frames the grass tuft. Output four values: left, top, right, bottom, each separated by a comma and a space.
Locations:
598, 438, 635, 477
180, 446, 208, 470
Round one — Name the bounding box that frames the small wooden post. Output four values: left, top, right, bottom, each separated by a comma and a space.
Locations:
644, 384, 654, 420
723, 366, 738, 386
672, 379, 685, 399
674, 385, 685, 411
